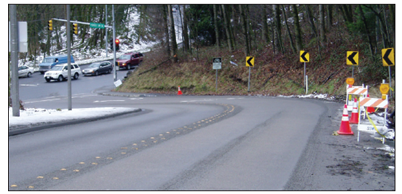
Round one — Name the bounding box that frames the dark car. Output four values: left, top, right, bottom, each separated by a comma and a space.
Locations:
115, 52, 143, 70
82, 61, 113, 76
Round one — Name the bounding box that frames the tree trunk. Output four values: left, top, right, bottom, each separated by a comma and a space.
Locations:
304, 5, 317, 38
319, 5, 326, 48
292, 5, 303, 51
326, 5, 333, 29
168, 4, 178, 62
239, 5, 250, 56
213, 5, 220, 48
363, 5, 390, 48
358, 5, 375, 59
221, 5, 232, 51
282, 5, 295, 54
272, 5, 283, 54
163, 5, 170, 58
262, 5, 270, 44
181, 5, 190, 52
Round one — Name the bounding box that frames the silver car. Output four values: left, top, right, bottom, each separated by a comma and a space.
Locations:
18, 66, 34, 78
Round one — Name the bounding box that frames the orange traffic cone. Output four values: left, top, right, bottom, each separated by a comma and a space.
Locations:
366, 94, 375, 113
177, 86, 183, 95
350, 98, 359, 124
338, 104, 354, 135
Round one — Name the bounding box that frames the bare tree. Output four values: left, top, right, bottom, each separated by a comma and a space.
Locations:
239, 5, 250, 56
168, 5, 178, 62
213, 5, 220, 48
292, 5, 303, 51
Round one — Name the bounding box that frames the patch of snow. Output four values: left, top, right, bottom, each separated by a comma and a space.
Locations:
9, 107, 139, 128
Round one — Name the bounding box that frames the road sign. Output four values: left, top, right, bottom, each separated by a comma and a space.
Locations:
300, 50, 309, 62
382, 48, 394, 66
246, 56, 254, 67
346, 51, 358, 65
90, 22, 105, 29
213, 58, 222, 69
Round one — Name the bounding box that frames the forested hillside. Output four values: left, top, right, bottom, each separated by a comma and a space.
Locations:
14, 4, 395, 98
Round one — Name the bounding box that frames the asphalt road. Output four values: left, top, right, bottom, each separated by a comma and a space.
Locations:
11, 68, 393, 190
9, 90, 342, 190
16, 63, 127, 102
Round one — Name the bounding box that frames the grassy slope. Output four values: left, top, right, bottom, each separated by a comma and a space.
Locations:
117, 25, 394, 107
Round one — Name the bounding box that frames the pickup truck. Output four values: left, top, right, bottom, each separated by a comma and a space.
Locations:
44, 63, 81, 82
115, 52, 143, 70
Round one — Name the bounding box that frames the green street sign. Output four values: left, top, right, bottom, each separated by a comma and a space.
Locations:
90, 23, 105, 29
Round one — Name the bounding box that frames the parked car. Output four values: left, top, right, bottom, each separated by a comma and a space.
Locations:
115, 52, 143, 70
39, 55, 75, 74
18, 66, 34, 78
82, 61, 113, 76
44, 63, 81, 82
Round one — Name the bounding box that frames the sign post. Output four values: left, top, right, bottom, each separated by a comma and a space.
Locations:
213, 58, 222, 91
300, 50, 309, 91
346, 51, 359, 78
382, 48, 394, 98
246, 56, 254, 92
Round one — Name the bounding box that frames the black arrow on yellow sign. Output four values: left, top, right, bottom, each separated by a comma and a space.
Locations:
347, 52, 358, 65
246, 56, 254, 67
383, 49, 393, 66
301, 51, 308, 62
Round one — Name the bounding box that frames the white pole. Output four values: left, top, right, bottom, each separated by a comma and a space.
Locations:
105, 5, 108, 58
305, 75, 308, 94
112, 5, 117, 82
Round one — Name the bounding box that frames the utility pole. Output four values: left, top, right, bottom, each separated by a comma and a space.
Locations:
112, 5, 117, 81
105, 5, 108, 58
67, 5, 72, 110
10, 5, 19, 117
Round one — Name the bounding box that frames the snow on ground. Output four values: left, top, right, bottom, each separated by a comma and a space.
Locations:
9, 107, 139, 128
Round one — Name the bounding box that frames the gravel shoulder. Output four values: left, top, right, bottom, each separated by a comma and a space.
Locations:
284, 100, 395, 190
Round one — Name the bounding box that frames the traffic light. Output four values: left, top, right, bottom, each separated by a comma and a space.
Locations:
72, 23, 78, 35
110, 39, 114, 50
115, 39, 120, 51
48, 20, 53, 31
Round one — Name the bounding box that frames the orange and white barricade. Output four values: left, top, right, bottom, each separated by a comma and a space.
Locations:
346, 84, 368, 111
357, 95, 388, 144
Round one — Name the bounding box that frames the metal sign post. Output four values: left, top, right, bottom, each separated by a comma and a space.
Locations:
304, 62, 306, 88
246, 56, 254, 92
300, 50, 309, 90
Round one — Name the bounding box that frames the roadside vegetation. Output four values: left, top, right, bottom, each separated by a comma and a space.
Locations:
11, 5, 395, 110
117, 5, 394, 104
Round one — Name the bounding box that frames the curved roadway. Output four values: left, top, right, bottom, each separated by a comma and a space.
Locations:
9, 93, 341, 190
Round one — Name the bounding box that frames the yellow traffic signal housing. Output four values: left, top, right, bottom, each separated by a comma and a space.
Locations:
73, 23, 78, 35
48, 20, 53, 31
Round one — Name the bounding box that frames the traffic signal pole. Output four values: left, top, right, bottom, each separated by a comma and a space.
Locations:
67, 5, 72, 110
105, 5, 108, 58
112, 5, 117, 82
10, 5, 19, 117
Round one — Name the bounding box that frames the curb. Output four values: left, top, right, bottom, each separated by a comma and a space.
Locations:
8, 108, 143, 136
